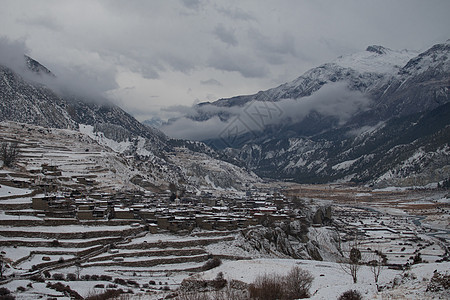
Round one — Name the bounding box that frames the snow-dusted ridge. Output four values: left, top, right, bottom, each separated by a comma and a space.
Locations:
0, 53, 260, 191
334, 45, 419, 74
196, 41, 450, 186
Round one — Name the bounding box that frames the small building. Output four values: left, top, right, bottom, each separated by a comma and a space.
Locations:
32, 196, 50, 210
113, 207, 135, 219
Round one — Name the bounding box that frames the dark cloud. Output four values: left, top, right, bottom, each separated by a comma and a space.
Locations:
213, 24, 238, 46
160, 52, 196, 74
1, 0, 448, 120
208, 49, 268, 78
248, 29, 297, 65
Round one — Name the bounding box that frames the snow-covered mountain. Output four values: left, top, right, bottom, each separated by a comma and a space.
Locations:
0, 57, 260, 191
192, 41, 450, 186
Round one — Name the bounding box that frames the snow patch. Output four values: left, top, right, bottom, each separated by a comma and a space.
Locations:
79, 124, 132, 153
332, 158, 358, 170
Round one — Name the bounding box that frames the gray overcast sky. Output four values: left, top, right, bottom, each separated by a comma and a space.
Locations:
1, 0, 449, 121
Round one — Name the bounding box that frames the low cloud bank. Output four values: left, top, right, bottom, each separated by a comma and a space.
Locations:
0, 36, 116, 103
160, 82, 371, 141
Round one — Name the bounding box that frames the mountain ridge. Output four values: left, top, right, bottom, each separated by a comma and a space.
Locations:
0, 57, 260, 191
188, 41, 450, 186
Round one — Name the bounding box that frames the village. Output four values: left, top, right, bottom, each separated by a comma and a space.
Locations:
1, 163, 449, 299
2, 161, 307, 233
0, 157, 448, 299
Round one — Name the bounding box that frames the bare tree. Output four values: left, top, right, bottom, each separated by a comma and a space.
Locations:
340, 235, 362, 284
283, 266, 314, 299
249, 266, 313, 299
1, 142, 19, 168
0, 255, 7, 278
369, 249, 385, 285
75, 259, 82, 280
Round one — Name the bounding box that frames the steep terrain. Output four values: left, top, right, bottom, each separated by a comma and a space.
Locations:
188, 41, 450, 186
0, 58, 259, 191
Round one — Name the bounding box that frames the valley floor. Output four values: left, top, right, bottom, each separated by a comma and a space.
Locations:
0, 182, 448, 299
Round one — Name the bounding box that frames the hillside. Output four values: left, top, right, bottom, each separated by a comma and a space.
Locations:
0, 58, 259, 191
180, 41, 450, 187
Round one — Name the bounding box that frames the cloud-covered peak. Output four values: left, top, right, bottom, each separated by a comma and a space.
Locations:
366, 45, 390, 55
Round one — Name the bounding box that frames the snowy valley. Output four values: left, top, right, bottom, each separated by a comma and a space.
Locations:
0, 40, 449, 299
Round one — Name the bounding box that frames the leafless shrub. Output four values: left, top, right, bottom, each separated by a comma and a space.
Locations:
85, 289, 124, 300
52, 273, 64, 281
202, 257, 222, 271
0, 255, 7, 278
283, 266, 314, 299
66, 273, 77, 281
81, 274, 91, 281
339, 236, 362, 283
0, 287, 14, 300
43, 270, 51, 278
249, 266, 313, 299
426, 271, 450, 292
249, 273, 283, 300
46, 282, 83, 299
1, 142, 19, 168
99, 274, 112, 281
338, 289, 362, 300
368, 249, 385, 284
176, 292, 210, 300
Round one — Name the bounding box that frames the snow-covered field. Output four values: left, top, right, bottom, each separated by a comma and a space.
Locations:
197, 259, 449, 300
0, 134, 448, 299
0, 185, 33, 198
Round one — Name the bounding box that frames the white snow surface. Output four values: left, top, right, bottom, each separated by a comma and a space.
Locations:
0, 224, 137, 233
197, 259, 450, 300
332, 158, 358, 171
0, 185, 33, 197
79, 124, 132, 153
334, 47, 419, 74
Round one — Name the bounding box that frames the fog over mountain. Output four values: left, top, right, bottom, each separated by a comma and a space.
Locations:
160, 41, 450, 186
1, 1, 448, 120
161, 82, 371, 140
0, 37, 116, 102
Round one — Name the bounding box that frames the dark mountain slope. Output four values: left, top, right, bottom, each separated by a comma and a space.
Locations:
0, 57, 259, 190
198, 41, 450, 186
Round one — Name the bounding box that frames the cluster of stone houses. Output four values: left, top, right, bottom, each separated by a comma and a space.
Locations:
11, 163, 305, 233
30, 189, 305, 233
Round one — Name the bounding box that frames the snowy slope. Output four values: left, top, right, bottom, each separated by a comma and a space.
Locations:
0, 56, 260, 191
196, 41, 450, 186
0, 121, 259, 192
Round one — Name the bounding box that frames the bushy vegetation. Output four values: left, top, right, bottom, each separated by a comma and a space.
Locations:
46, 282, 82, 299
66, 273, 77, 281
248, 266, 313, 300
439, 177, 450, 189
202, 257, 222, 271
338, 289, 362, 300
177, 282, 247, 300
426, 271, 450, 292
52, 273, 65, 280
0, 287, 15, 300
84, 289, 124, 300
0, 142, 19, 168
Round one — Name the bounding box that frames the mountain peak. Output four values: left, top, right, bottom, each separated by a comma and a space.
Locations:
24, 55, 54, 76
366, 45, 390, 55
